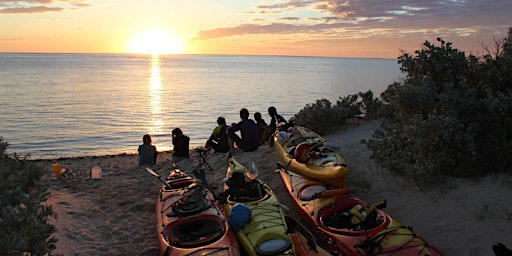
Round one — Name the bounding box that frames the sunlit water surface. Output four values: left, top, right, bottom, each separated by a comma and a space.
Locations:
0, 53, 401, 159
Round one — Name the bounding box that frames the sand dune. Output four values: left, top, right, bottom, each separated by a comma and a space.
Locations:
36, 120, 512, 255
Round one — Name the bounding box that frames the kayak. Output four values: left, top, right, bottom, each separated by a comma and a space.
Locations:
277, 167, 444, 256
151, 167, 240, 256
285, 216, 333, 256
271, 125, 349, 188
218, 157, 323, 255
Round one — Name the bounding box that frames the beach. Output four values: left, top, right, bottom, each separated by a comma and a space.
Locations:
36, 120, 512, 256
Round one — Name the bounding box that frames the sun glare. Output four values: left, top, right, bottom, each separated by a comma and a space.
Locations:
127, 29, 184, 55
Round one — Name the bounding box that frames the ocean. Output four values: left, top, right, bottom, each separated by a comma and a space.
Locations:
0, 53, 401, 159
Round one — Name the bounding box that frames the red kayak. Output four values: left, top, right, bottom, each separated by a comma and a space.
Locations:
277, 166, 444, 256
147, 167, 240, 256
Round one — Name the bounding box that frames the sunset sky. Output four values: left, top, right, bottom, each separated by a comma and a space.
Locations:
1, 0, 511, 58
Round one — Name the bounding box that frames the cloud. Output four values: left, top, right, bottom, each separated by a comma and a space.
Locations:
0, 0, 90, 14
193, 0, 512, 41
0, 5, 64, 14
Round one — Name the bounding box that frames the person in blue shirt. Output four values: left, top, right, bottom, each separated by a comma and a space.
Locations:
138, 134, 157, 166
227, 108, 260, 154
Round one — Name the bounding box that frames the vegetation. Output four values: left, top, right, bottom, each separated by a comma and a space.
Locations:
289, 91, 383, 134
293, 28, 512, 183
368, 29, 512, 181
0, 137, 57, 255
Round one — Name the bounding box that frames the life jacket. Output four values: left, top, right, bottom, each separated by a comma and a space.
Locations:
349, 200, 387, 225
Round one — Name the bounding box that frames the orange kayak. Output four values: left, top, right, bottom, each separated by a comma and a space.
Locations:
277, 167, 444, 256
152, 167, 240, 256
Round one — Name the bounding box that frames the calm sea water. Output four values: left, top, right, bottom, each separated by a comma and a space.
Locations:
0, 53, 401, 159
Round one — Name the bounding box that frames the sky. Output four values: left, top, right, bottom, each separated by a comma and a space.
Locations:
0, 0, 511, 58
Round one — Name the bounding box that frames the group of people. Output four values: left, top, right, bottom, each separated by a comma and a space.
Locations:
138, 106, 288, 166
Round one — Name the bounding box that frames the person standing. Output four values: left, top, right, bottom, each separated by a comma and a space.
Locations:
205, 116, 230, 153
227, 108, 260, 154
171, 128, 190, 163
138, 134, 157, 166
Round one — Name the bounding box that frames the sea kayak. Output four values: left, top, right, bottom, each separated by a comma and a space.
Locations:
271, 125, 349, 188
277, 167, 444, 256
151, 167, 240, 256
218, 157, 323, 255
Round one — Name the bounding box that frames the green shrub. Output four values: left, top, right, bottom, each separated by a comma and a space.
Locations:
368, 30, 512, 182
290, 91, 372, 135
0, 137, 57, 255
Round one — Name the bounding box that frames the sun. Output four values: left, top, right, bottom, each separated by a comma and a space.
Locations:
127, 29, 184, 55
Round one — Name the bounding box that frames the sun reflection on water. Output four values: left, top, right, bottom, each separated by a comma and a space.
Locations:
148, 56, 170, 151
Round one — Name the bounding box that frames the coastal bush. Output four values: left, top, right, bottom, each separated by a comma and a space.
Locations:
368, 29, 512, 182
290, 92, 377, 134
0, 137, 57, 255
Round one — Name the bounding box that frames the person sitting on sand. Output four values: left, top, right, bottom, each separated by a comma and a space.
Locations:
205, 116, 230, 153
267, 106, 288, 133
254, 112, 269, 145
227, 108, 260, 154
171, 128, 190, 163
138, 134, 157, 166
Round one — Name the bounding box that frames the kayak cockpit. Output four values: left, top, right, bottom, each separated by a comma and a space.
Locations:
319, 198, 389, 236
162, 216, 225, 249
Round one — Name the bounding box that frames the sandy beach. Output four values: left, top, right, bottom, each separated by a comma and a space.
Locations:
35, 120, 512, 256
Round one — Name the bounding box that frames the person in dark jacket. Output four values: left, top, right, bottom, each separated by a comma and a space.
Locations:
171, 128, 190, 163
227, 108, 259, 154
254, 112, 269, 145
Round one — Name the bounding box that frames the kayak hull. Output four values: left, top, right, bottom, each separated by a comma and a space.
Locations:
278, 169, 444, 256
155, 168, 240, 256
219, 157, 293, 255
219, 157, 324, 255
273, 126, 349, 188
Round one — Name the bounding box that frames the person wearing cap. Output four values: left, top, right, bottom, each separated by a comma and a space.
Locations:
205, 116, 230, 153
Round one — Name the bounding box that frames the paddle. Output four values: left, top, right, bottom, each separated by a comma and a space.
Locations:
145, 167, 170, 189
250, 161, 263, 198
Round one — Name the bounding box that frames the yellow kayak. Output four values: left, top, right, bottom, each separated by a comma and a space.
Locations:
272, 125, 349, 188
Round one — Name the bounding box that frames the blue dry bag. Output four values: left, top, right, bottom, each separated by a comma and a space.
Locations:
228, 203, 252, 231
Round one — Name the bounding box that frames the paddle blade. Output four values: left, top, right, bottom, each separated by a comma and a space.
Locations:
317, 187, 353, 198
145, 167, 160, 178
250, 161, 259, 177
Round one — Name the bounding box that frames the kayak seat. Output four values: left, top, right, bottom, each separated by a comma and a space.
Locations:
164, 218, 224, 248
298, 185, 328, 201
225, 172, 267, 202
168, 195, 210, 217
